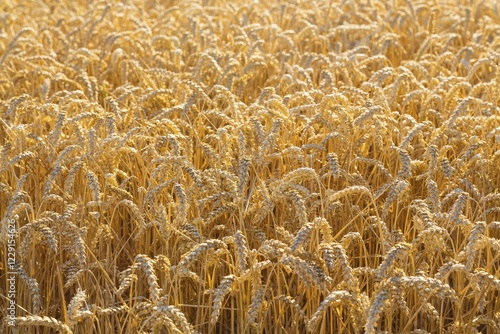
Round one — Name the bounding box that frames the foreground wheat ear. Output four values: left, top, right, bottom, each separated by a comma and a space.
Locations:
1, 0, 500, 333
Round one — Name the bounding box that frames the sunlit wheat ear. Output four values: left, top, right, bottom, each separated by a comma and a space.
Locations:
116, 267, 137, 296
426, 178, 440, 212
319, 243, 335, 272
275, 225, 294, 244
247, 285, 266, 328
67, 289, 93, 326
382, 180, 410, 220
3, 94, 31, 120
395, 147, 412, 179
324, 152, 340, 178
11, 316, 73, 334
1, 175, 28, 238
353, 157, 393, 180
376, 243, 412, 280
153, 254, 171, 277
64, 160, 85, 196
340, 231, 362, 249
19, 218, 58, 254
435, 260, 472, 283
448, 191, 470, 226
329, 186, 372, 201
411, 199, 436, 230
172, 183, 188, 225
0, 142, 12, 171
177, 239, 227, 270
90, 305, 129, 317
472, 271, 500, 306
133, 254, 162, 304
60, 225, 87, 269
234, 230, 249, 273
290, 221, 314, 253
117, 199, 145, 227
147, 315, 183, 334
365, 288, 390, 334
16, 265, 42, 315
178, 223, 202, 243
43, 165, 64, 198
151, 303, 194, 334
105, 176, 134, 201
132, 300, 154, 323
48, 110, 67, 148
308, 290, 354, 332
400, 276, 458, 302
85, 170, 101, 202
237, 157, 250, 198
210, 274, 236, 327
279, 254, 332, 290
471, 316, 500, 334
331, 243, 358, 292
461, 221, 486, 270
388, 271, 411, 318
400, 122, 428, 150
7, 150, 35, 172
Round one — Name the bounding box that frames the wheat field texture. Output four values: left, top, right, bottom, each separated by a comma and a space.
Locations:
1, 0, 500, 333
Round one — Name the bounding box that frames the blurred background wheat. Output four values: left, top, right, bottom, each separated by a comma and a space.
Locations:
1, 0, 500, 333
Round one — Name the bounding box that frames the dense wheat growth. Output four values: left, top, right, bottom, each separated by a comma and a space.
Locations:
1, 0, 500, 333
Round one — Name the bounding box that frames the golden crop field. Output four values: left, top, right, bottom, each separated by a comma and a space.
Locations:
1, 0, 500, 333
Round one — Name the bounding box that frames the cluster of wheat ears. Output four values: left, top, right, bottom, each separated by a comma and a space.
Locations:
0, 0, 499, 333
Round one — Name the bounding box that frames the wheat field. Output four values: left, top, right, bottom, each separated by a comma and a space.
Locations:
0, 0, 500, 333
